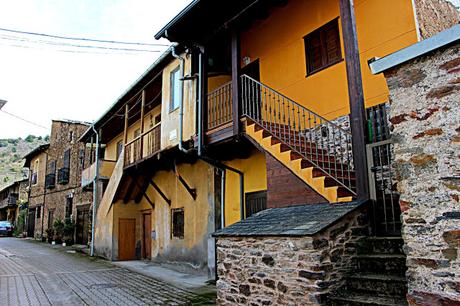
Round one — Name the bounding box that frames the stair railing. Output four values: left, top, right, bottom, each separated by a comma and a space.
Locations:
241, 74, 356, 195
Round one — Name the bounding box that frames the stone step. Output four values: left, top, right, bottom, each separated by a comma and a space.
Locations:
346, 272, 407, 296
328, 292, 408, 306
357, 237, 405, 255
356, 254, 407, 276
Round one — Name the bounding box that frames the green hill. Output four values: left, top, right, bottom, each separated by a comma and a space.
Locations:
0, 135, 48, 189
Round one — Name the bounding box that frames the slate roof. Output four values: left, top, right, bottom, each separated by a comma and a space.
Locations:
213, 200, 367, 237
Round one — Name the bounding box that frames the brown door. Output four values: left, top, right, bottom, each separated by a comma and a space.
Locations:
143, 214, 152, 259
76, 209, 90, 245
118, 218, 136, 260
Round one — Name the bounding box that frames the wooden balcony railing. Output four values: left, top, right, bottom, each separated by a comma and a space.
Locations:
207, 81, 233, 131
124, 123, 161, 167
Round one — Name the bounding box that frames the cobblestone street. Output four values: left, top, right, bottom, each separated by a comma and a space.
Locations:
0, 238, 214, 306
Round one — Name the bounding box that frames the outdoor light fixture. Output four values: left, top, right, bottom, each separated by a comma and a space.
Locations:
0, 99, 6, 110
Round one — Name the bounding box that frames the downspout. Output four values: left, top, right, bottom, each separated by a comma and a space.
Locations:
171, 46, 187, 153
41, 153, 48, 239
90, 125, 100, 257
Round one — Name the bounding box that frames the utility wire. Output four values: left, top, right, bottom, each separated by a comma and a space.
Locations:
0, 34, 164, 53
0, 110, 48, 130
0, 27, 170, 47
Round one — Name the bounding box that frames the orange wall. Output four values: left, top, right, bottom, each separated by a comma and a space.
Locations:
240, 0, 418, 119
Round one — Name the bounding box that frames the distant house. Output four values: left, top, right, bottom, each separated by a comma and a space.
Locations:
23, 120, 93, 244
0, 178, 28, 225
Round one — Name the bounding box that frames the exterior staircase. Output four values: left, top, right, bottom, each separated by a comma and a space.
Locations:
241, 75, 356, 203
329, 236, 408, 305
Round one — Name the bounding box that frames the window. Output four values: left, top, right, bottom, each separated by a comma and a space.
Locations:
79, 149, 85, 168
63, 149, 71, 168
170, 67, 181, 111
304, 18, 342, 75
65, 197, 73, 219
116, 140, 123, 160
245, 190, 267, 218
36, 206, 41, 219
171, 208, 184, 239
69, 131, 74, 143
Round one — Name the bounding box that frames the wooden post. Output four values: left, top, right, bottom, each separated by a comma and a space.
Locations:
231, 29, 241, 135
140, 91, 146, 158
339, 0, 369, 200
198, 50, 208, 154
123, 104, 129, 164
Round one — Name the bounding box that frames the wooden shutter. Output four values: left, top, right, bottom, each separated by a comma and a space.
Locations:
63, 149, 70, 168
304, 18, 342, 75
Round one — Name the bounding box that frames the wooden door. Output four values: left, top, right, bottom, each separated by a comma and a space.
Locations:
27, 209, 35, 237
241, 59, 260, 81
118, 218, 136, 260
143, 214, 152, 259
76, 209, 90, 245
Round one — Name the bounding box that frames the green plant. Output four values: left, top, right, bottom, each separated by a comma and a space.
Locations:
53, 219, 64, 242
13, 210, 27, 236
63, 218, 75, 245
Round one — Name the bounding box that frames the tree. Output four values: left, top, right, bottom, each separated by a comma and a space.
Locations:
25, 135, 35, 142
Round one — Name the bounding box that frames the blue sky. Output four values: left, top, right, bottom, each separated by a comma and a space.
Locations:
0, 0, 192, 138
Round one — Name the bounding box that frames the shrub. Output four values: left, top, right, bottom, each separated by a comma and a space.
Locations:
53, 219, 64, 242
13, 210, 27, 236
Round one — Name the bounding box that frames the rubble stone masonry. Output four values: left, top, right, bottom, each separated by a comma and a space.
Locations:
215, 209, 367, 305
385, 43, 460, 303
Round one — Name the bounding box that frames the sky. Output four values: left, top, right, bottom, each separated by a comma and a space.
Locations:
0, 0, 192, 138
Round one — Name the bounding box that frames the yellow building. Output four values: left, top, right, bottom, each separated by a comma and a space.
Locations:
84, 0, 457, 285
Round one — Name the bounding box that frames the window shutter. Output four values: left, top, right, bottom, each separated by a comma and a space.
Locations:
64, 149, 70, 168
324, 24, 341, 63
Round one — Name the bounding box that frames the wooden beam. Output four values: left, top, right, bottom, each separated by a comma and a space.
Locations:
339, 0, 369, 200
134, 175, 150, 204
149, 179, 171, 206
231, 29, 241, 136
140, 91, 146, 158
123, 175, 137, 204
174, 164, 197, 200
134, 177, 155, 209
123, 104, 129, 144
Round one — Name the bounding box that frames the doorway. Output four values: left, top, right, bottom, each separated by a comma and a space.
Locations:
142, 213, 152, 259
27, 208, 36, 237
118, 218, 136, 260
241, 59, 260, 81
76, 207, 90, 245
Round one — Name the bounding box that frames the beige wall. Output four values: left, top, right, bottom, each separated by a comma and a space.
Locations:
160, 54, 197, 149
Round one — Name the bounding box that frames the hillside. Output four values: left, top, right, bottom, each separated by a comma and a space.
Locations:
0, 135, 48, 189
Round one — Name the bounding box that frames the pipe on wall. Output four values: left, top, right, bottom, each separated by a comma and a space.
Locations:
90, 126, 100, 257
171, 46, 187, 153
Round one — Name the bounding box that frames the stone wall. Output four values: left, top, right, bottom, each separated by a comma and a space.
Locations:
216, 209, 367, 305
385, 43, 460, 303
414, 0, 460, 39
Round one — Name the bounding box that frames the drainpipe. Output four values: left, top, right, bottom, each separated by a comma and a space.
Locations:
90, 125, 100, 257
171, 46, 187, 153
198, 156, 245, 220
220, 169, 225, 228
41, 153, 48, 239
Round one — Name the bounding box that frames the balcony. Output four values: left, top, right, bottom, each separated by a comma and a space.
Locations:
0, 194, 18, 209
45, 173, 56, 189
81, 159, 116, 187
124, 123, 161, 168
206, 81, 234, 143
58, 167, 70, 184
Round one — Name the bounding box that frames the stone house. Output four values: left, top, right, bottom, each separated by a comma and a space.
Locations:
369, 24, 460, 305
23, 120, 93, 244
0, 178, 28, 225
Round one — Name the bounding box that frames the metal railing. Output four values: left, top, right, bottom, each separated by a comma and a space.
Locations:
367, 140, 400, 236
124, 124, 161, 167
241, 75, 356, 195
207, 81, 233, 130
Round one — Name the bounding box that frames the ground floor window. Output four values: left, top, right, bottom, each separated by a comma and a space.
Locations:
171, 208, 184, 239
245, 190, 267, 218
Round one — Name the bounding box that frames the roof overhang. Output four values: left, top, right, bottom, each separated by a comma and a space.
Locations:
369, 24, 460, 74
80, 48, 175, 143
154, 0, 288, 44
23, 143, 49, 168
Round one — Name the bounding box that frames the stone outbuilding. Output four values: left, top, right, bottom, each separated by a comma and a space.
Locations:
370, 24, 460, 304
213, 201, 369, 305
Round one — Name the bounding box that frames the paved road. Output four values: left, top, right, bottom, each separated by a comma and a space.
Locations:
0, 238, 214, 306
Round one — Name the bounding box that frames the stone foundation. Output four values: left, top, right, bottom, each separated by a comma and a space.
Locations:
216, 209, 367, 305
385, 43, 460, 303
